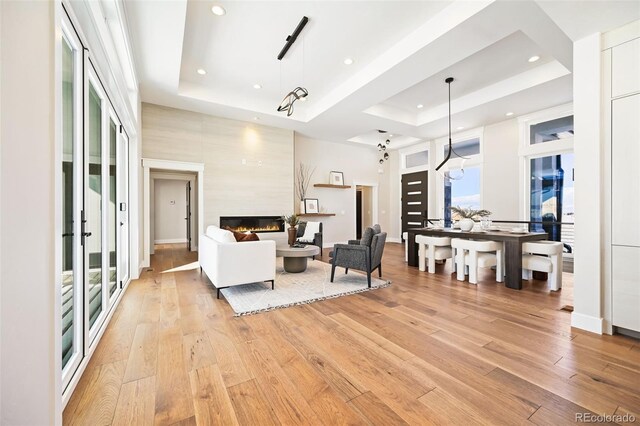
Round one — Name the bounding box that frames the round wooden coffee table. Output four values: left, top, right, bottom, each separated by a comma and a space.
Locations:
276, 245, 321, 273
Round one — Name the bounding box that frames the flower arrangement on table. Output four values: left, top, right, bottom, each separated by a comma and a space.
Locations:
450, 206, 492, 231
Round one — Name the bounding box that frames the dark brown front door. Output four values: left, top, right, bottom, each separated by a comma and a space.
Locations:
401, 170, 428, 238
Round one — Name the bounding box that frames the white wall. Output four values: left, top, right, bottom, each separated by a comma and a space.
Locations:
1, 1, 58, 424
154, 179, 188, 243
294, 134, 389, 245
142, 103, 294, 228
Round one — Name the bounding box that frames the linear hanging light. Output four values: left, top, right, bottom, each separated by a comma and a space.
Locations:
435, 77, 466, 180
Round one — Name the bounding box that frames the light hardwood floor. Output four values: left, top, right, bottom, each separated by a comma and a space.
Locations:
63, 243, 640, 425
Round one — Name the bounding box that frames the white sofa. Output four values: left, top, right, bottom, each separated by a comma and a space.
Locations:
199, 225, 276, 298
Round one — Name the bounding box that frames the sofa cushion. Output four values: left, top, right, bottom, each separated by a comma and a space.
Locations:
206, 225, 236, 243
299, 221, 320, 243
372, 224, 382, 234
224, 227, 260, 242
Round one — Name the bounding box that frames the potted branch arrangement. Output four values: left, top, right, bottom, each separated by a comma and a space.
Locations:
450, 206, 492, 232
295, 163, 316, 214
282, 214, 300, 246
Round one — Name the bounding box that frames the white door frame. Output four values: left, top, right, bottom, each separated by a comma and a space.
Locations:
142, 158, 204, 267
353, 181, 379, 231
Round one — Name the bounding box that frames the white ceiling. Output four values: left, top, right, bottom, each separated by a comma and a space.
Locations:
124, 0, 640, 149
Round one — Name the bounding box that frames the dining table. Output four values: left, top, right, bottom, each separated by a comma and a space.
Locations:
406, 227, 548, 290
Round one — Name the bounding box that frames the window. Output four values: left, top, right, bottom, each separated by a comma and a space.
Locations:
405, 150, 428, 168
529, 115, 574, 145
529, 153, 574, 252
444, 137, 480, 157
444, 166, 481, 224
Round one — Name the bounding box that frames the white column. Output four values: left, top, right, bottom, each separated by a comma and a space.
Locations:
1, 1, 60, 424
572, 33, 605, 334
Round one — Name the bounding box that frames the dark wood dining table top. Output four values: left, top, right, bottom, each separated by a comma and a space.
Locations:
407, 227, 547, 241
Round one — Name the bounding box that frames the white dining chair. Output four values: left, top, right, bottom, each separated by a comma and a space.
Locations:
415, 235, 453, 273
522, 241, 563, 291
452, 238, 503, 284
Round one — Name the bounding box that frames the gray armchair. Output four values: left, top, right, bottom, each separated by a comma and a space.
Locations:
330, 225, 387, 287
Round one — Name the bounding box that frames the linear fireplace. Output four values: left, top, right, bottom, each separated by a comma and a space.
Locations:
220, 216, 285, 233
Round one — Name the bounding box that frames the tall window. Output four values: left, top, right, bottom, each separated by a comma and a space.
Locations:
442, 137, 482, 225
444, 166, 481, 224
521, 108, 574, 256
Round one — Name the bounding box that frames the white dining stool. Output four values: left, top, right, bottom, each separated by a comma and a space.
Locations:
452, 238, 503, 284
415, 235, 453, 273
522, 241, 563, 291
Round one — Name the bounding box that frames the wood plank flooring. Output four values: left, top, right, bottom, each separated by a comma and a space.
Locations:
63, 243, 640, 425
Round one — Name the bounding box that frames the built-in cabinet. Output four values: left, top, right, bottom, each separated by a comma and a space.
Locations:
608, 35, 640, 334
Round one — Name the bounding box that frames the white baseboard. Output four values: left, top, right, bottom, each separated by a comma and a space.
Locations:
387, 237, 402, 243
571, 312, 604, 334
154, 238, 188, 244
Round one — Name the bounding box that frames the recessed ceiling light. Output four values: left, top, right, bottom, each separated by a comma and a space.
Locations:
211, 5, 226, 16
417, 104, 424, 109
528, 55, 540, 63
197, 68, 207, 75
389, 134, 394, 137
253, 116, 260, 120
253, 83, 262, 89
505, 112, 514, 116
457, 126, 464, 130
343, 58, 354, 65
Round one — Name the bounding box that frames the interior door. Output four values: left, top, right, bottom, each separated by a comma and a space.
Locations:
401, 170, 428, 236
186, 181, 192, 251
61, 22, 84, 391
85, 66, 107, 343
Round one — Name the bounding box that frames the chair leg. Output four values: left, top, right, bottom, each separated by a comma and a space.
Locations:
456, 252, 465, 281
366, 270, 371, 288
216, 288, 220, 299
428, 245, 436, 274
269, 279, 275, 290
378, 265, 382, 278
418, 243, 426, 272
330, 263, 336, 282
496, 249, 503, 283
469, 252, 478, 284
345, 268, 349, 274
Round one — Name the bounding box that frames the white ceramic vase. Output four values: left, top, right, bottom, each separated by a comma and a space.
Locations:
300, 200, 305, 215
459, 218, 475, 232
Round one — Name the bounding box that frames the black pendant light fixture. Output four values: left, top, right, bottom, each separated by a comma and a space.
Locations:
276, 17, 309, 117
277, 87, 308, 117
435, 77, 466, 180
377, 130, 391, 164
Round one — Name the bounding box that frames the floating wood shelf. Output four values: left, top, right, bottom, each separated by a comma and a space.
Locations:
313, 184, 351, 189
298, 213, 336, 217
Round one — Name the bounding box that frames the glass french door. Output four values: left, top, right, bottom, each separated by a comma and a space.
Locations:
60, 13, 131, 392
61, 20, 84, 389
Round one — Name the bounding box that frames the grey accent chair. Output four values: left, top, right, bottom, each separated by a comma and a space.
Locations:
329, 225, 387, 287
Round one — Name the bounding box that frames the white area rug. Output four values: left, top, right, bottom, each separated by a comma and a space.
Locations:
220, 258, 391, 316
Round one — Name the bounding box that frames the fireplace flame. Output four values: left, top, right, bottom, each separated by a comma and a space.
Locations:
230, 225, 281, 233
